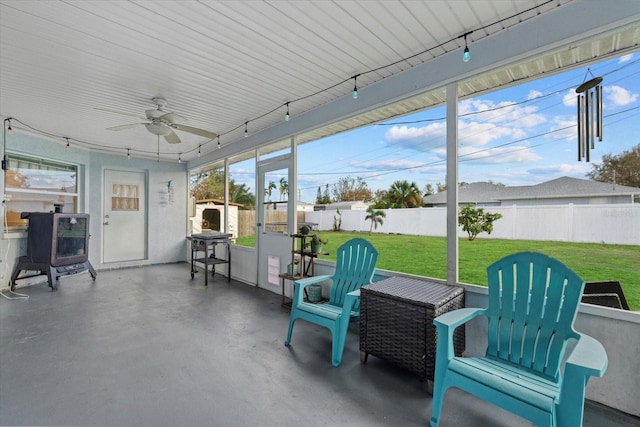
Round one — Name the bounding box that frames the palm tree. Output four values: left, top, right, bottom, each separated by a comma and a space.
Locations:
365, 206, 386, 234
265, 180, 277, 202
279, 177, 289, 201
388, 180, 422, 208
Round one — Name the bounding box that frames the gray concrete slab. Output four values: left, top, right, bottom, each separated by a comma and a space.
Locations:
0, 264, 637, 427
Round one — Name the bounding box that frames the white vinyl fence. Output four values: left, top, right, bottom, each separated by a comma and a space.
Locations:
305, 204, 640, 245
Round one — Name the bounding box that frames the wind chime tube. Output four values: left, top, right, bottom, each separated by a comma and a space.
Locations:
590, 90, 596, 151
585, 89, 591, 162
596, 85, 603, 141
577, 95, 583, 160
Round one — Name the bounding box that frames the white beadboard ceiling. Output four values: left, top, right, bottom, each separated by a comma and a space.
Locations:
1, 0, 639, 163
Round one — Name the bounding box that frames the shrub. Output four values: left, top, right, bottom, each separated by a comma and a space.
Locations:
458, 204, 503, 240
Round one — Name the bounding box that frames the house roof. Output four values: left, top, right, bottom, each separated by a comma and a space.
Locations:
423, 177, 640, 205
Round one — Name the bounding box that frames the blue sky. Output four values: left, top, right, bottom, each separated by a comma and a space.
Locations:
233, 53, 640, 204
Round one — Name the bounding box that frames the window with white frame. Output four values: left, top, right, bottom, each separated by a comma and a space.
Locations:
3, 153, 78, 231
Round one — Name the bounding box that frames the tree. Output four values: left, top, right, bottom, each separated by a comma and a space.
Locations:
190, 169, 225, 201
365, 206, 386, 234
265, 180, 277, 201
423, 184, 435, 197
458, 204, 503, 241
229, 183, 255, 208
332, 209, 342, 231
190, 169, 255, 208
316, 185, 331, 204
586, 144, 640, 188
388, 180, 422, 208
279, 177, 288, 201
331, 176, 373, 202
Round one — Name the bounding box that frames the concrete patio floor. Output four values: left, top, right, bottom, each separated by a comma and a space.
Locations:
1, 263, 637, 427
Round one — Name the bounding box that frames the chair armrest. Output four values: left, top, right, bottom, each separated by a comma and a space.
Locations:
565, 333, 608, 378
342, 289, 360, 314
292, 275, 332, 305
558, 333, 608, 422
433, 307, 486, 330
337, 290, 361, 340
433, 307, 486, 360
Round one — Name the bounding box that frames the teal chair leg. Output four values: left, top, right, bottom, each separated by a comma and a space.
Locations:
284, 316, 295, 346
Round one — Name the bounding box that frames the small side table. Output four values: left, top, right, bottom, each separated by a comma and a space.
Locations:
360, 276, 465, 391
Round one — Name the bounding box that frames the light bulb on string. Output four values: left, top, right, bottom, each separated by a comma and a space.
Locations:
127, 148, 131, 160
244, 122, 248, 138
65, 137, 70, 151
157, 135, 160, 163
462, 34, 471, 62
178, 153, 182, 164
217, 136, 221, 149
198, 145, 201, 157
352, 75, 359, 99
285, 102, 290, 121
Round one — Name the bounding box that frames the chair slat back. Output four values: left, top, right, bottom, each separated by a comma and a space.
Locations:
329, 238, 378, 310
486, 252, 585, 379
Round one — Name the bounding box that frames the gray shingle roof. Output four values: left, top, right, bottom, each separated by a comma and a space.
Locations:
422, 177, 640, 205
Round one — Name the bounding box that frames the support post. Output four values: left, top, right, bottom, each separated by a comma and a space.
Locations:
446, 83, 459, 286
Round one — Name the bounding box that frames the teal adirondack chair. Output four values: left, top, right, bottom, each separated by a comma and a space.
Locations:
430, 252, 608, 427
284, 238, 378, 367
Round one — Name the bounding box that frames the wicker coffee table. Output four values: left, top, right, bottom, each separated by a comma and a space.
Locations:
360, 276, 465, 391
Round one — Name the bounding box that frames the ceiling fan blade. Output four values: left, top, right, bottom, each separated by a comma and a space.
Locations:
106, 123, 145, 131
171, 123, 217, 139
164, 130, 181, 144
160, 112, 186, 124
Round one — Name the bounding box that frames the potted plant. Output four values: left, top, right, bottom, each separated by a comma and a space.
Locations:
308, 233, 327, 254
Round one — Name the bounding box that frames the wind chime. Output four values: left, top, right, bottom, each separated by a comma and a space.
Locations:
575, 70, 603, 162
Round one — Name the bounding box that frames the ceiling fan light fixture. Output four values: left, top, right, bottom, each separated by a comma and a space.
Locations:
145, 122, 172, 136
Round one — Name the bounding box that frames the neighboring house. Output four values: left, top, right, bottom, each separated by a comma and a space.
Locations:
314, 201, 370, 211
423, 177, 640, 207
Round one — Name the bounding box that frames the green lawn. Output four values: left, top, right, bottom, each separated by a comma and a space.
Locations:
235, 232, 640, 310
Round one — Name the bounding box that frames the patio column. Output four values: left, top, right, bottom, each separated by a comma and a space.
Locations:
289, 135, 297, 234
224, 157, 229, 234
446, 83, 459, 285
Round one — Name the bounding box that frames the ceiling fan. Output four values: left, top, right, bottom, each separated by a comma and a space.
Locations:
105, 97, 217, 144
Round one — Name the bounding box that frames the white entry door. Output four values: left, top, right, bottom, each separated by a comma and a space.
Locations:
103, 169, 147, 263
257, 156, 292, 290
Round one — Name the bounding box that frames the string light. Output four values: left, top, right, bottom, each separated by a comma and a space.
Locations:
352, 75, 359, 99
65, 137, 70, 150
198, 145, 201, 157
178, 153, 182, 163
285, 102, 290, 121
217, 136, 221, 149
127, 148, 131, 160
244, 122, 248, 138
462, 33, 471, 63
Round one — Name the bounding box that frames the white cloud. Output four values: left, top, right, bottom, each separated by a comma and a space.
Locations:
459, 121, 526, 147
618, 53, 634, 63
604, 85, 638, 106
527, 90, 543, 100
527, 163, 591, 177
459, 99, 546, 127
562, 89, 578, 107
458, 145, 541, 164
546, 117, 576, 141
385, 123, 446, 151
351, 159, 432, 174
